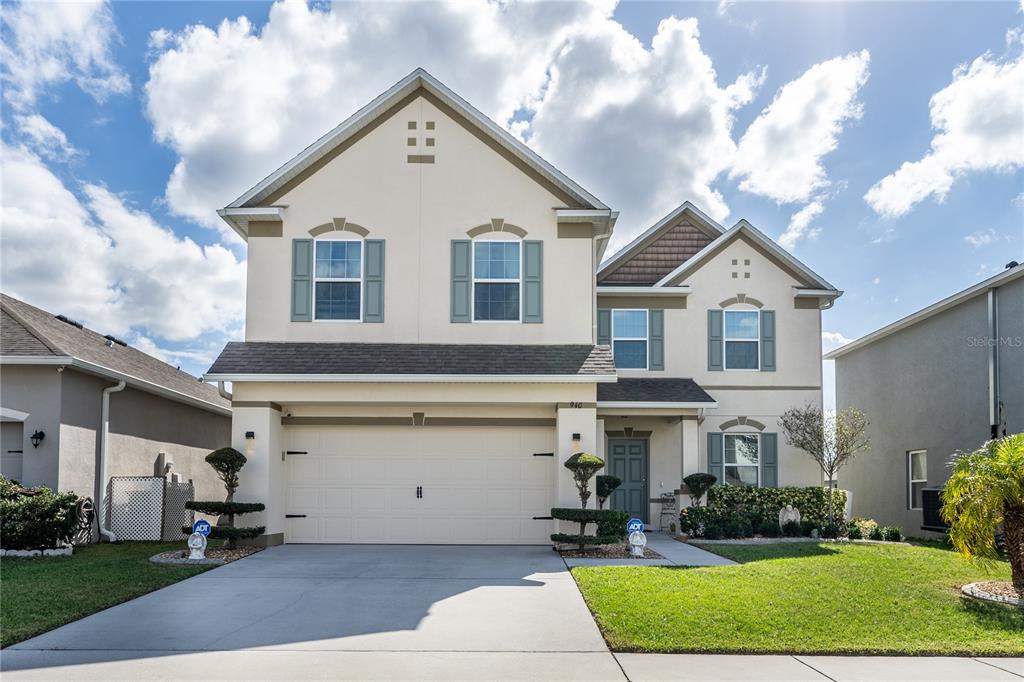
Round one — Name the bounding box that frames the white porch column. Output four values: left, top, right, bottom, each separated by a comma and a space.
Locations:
681, 417, 701, 478
232, 405, 284, 546
554, 405, 598, 510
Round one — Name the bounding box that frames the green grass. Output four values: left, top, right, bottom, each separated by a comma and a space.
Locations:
1, 542, 215, 648
571, 541, 1024, 655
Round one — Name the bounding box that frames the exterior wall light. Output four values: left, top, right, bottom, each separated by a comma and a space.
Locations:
244, 431, 255, 439
30, 430, 45, 447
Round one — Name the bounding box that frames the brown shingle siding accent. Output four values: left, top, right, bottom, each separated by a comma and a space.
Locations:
600, 218, 714, 285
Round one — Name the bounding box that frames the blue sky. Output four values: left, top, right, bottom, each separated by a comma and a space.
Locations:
1, 1, 1022, 397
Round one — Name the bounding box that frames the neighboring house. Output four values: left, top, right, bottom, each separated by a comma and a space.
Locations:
825, 263, 1023, 534
0, 293, 231, 513
205, 68, 840, 546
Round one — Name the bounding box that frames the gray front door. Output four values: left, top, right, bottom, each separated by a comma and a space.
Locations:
608, 439, 648, 523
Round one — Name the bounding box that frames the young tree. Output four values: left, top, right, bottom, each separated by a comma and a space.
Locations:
683, 473, 717, 507
942, 434, 1024, 594
780, 405, 870, 524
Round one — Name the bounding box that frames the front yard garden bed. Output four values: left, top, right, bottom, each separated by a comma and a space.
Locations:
150, 545, 261, 565
571, 541, 1024, 655
1, 541, 218, 648
559, 544, 663, 559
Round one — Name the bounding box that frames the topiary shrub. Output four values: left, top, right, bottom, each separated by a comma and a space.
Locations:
186, 447, 265, 548
596, 475, 622, 509
881, 526, 904, 542
596, 509, 630, 541
550, 508, 628, 547
0, 476, 81, 550
563, 452, 605, 508
550, 453, 615, 551
683, 473, 717, 506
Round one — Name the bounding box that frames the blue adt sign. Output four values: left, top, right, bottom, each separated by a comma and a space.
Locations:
626, 518, 644, 533
192, 519, 212, 537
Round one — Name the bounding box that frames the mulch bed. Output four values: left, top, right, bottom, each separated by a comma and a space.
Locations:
559, 544, 664, 559
151, 546, 262, 565
963, 581, 1024, 607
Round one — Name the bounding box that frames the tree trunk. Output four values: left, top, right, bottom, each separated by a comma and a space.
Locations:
1003, 503, 1024, 594
578, 520, 586, 552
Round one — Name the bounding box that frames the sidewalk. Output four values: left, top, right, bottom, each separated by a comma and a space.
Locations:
562, 532, 736, 567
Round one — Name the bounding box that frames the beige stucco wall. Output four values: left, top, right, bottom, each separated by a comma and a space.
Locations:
232, 381, 597, 406
245, 94, 596, 345
1, 421, 24, 481
0, 365, 62, 489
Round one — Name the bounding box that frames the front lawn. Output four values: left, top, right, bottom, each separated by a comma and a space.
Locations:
1, 542, 215, 648
571, 541, 1024, 655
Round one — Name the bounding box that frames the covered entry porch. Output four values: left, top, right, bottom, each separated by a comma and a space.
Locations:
597, 378, 717, 529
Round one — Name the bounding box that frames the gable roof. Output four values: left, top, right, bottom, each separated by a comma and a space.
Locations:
654, 219, 839, 293
0, 294, 230, 415
598, 201, 725, 283
219, 68, 608, 237
825, 263, 1023, 360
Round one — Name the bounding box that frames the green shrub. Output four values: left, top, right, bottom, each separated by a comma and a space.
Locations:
800, 520, 817, 537
704, 513, 752, 540
181, 524, 266, 540
550, 533, 622, 545
819, 520, 844, 539
0, 478, 81, 550
868, 525, 885, 541
596, 475, 621, 509
881, 526, 904, 542
205, 447, 247, 500
781, 520, 803, 537
847, 522, 863, 540
707, 486, 846, 525
185, 501, 265, 515
683, 473, 717, 505
851, 517, 878, 538
595, 509, 630, 541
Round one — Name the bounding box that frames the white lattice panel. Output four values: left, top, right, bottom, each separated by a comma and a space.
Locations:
109, 477, 164, 541
162, 480, 194, 540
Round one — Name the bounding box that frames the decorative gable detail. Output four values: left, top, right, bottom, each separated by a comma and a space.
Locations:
600, 218, 714, 285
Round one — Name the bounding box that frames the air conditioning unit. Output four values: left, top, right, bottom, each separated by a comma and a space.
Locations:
920, 488, 948, 533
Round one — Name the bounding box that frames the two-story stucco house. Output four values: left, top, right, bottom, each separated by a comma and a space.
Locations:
206, 69, 841, 546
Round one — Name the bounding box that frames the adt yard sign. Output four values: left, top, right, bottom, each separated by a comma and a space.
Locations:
192, 519, 212, 537
626, 518, 644, 533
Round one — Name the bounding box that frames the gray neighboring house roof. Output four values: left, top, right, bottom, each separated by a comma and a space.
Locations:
0, 293, 230, 414
597, 378, 716, 406
206, 342, 616, 382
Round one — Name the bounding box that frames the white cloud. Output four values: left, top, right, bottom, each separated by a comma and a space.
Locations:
0, 0, 129, 110
779, 199, 824, 250
144, 2, 765, 246
821, 331, 852, 352
872, 276, 881, 285
13, 113, 78, 160
865, 42, 1024, 218
0, 144, 246, 343
964, 228, 997, 247
731, 50, 870, 204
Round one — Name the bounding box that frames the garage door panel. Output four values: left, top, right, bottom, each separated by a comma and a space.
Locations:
284, 426, 555, 544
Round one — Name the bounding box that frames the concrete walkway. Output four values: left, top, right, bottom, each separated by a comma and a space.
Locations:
562, 532, 736, 567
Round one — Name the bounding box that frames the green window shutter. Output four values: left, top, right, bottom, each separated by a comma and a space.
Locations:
707, 309, 723, 371
760, 310, 776, 371
761, 433, 778, 487
523, 240, 543, 323
708, 433, 724, 484
649, 309, 664, 370
597, 309, 611, 345
363, 239, 385, 323
451, 240, 472, 323
291, 239, 313, 322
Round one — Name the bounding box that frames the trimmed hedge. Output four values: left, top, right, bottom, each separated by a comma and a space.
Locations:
0, 477, 81, 550
707, 485, 846, 525
181, 525, 266, 540
185, 501, 265, 515
550, 533, 623, 546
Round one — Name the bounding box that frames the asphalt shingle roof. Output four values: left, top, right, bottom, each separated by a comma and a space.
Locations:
597, 377, 715, 403
207, 342, 615, 377
0, 293, 228, 410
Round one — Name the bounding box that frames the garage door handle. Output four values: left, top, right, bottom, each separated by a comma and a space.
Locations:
285, 514, 306, 518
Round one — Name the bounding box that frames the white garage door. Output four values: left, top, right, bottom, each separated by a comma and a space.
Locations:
284, 426, 555, 544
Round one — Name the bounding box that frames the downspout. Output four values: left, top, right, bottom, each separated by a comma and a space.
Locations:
97, 380, 126, 542
217, 381, 232, 402
988, 287, 1000, 439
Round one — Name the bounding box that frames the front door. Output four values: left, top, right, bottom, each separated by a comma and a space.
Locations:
608, 439, 648, 523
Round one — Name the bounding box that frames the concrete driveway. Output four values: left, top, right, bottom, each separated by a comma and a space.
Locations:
2, 544, 624, 680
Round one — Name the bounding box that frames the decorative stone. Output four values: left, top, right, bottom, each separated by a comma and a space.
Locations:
778, 504, 801, 530
27, 550, 41, 557
187, 532, 207, 560
962, 582, 1024, 607
628, 530, 647, 558
43, 547, 73, 557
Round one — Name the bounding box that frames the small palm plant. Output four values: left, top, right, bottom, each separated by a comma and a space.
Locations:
941, 433, 1024, 595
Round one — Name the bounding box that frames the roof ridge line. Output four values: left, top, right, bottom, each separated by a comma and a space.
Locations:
1, 300, 65, 356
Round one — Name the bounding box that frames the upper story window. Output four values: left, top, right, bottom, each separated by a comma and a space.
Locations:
612, 309, 648, 369
473, 241, 520, 321
725, 433, 759, 486
314, 239, 362, 321
907, 450, 927, 510
724, 310, 759, 370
